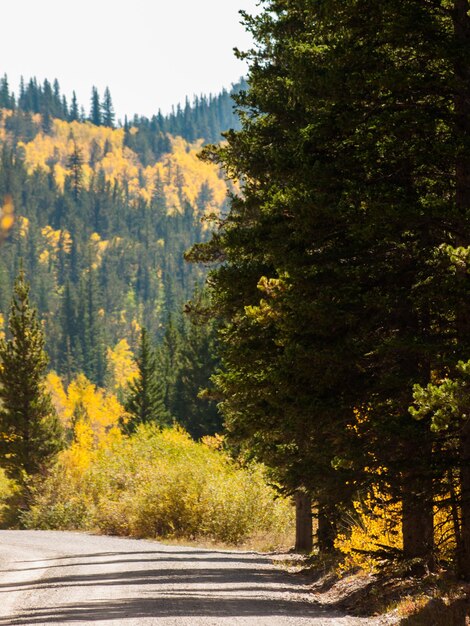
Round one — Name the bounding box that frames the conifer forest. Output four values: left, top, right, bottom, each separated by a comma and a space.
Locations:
1, 3, 470, 617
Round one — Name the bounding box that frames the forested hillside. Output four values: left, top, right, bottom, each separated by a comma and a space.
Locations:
0, 76, 243, 434
0, 74, 296, 550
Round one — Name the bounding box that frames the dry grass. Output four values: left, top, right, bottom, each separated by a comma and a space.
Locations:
146, 528, 295, 554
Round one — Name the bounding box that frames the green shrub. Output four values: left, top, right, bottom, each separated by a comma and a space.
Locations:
24, 425, 294, 546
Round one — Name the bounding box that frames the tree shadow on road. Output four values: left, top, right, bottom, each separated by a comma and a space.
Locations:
0, 595, 340, 624
0, 549, 343, 624
6, 552, 273, 573
0, 563, 307, 592
17, 549, 273, 563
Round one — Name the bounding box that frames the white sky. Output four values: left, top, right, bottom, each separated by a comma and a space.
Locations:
0, 0, 260, 121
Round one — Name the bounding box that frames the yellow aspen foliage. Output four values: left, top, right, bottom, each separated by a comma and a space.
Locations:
17, 119, 136, 193
201, 433, 225, 450
38, 249, 49, 265
0, 467, 17, 525
335, 487, 402, 573
41, 225, 61, 252
53, 163, 67, 190
335, 489, 460, 573
0, 313, 4, 341
45, 372, 68, 425
45, 372, 124, 443
60, 421, 123, 484
38, 227, 72, 266
147, 137, 228, 216
130, 319, 141, 344
41, 225, 72, 254
17, 216, 29, 237
106, 339, 138, 394
69, 421, 95, 467
0, 195, 14, 239
58, 425, 110, 505
66, 373, 123, 441
88, 232, 109, 269
12, 118, 229, 222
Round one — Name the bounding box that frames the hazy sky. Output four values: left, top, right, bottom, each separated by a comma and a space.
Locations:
1, 0, 260, 121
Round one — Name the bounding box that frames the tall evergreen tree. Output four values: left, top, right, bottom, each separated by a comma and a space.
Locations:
90, 86, 101, 126
0, 74, 12, 109
122, 328, 171, 433
170, 309, 222, 439
411, 361, 470, 579
69, 91, 79, 122
102, 87, 115, 128
81, 259, 107, 387
0, 269, 63, 486
190, 0, 470, 570
67, 140, 84, 200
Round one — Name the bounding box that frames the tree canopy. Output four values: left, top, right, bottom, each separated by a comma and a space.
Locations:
189, 0, 470, 577
0, 270, 63, 486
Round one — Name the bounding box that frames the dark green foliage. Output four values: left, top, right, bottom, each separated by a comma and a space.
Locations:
411, 361, 470, 578
171, 316, 222, 439
17, 76, 66, 120
90, 86, 101, 126
69, 91, 79, 122
102, 87, 115, 128
124, 80, 246, 161
188, 0, 470, 569
156, 306, 223, 439
0, 74, 14, 109
0, 137, 209, 385
80, 261, 107, 387
0, 270, 63, 485
123, 328, 171, 432
67, 141, 83, 200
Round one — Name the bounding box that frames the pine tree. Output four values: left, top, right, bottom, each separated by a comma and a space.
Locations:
90, 86, 101, 126
69, 91, 79, 122
170, 308, 222, 439
102, 87, 115, 128
61, 95, 68, 119
81, 258, 106, 387
0, 74, 12, 109
0, 269, 63, 486
67, 140, 83, 200
122, 328, 171, 433
190, 0, 470, 564
189, 2, 362, 552
410, 361, 470, 578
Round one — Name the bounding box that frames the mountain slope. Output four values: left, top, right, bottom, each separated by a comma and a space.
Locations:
0, 81, 238, 388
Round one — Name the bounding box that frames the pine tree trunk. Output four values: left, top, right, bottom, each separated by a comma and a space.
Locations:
401, 475, 434, 567
458, 420, 470, 579
448, 470, 463, 565
317, 501, 336, 553
399, 414, 435, 568
294, 491, 312, 552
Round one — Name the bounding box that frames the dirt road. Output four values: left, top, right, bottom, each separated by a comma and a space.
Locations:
0, 530, 385, 625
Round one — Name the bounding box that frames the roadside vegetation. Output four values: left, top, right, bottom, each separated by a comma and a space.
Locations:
22, 425, 293, 548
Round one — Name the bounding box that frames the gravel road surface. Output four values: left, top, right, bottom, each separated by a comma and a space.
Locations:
0, 530, 385, 625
